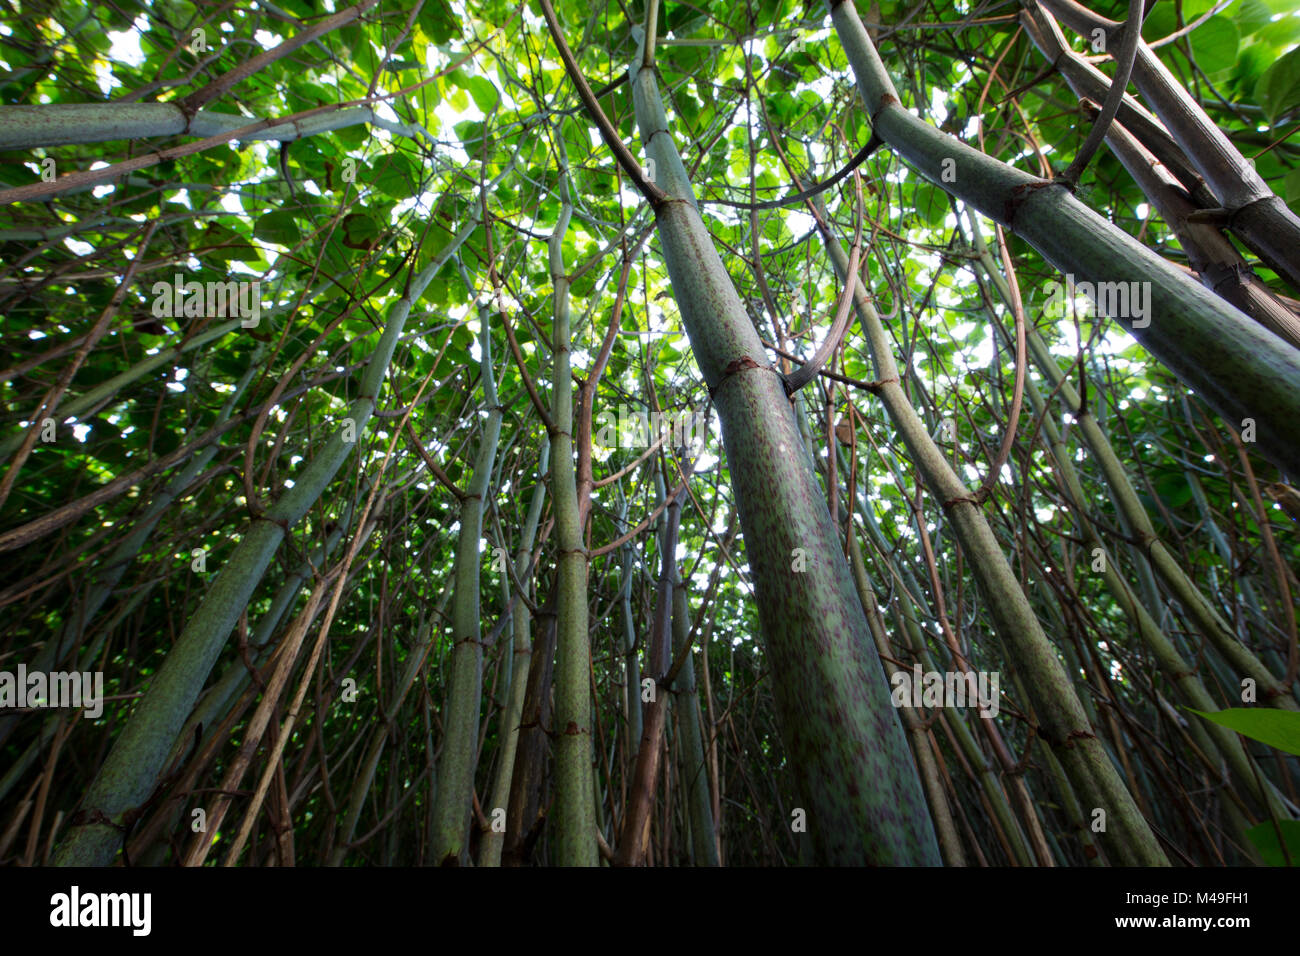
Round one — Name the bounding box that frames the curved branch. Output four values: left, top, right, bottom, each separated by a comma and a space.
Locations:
536, 0, 669, 207
1059, 0, 1145, 186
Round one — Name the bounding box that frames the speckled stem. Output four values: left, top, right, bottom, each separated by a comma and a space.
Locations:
628, 28, 940, 865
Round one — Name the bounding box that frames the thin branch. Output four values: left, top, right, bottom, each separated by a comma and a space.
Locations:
536, 0, 668, 206
1060, 0, 1147, 186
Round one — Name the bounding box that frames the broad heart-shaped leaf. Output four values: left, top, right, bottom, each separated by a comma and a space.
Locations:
1144, 7, 1239, 77
1246, 820, 1300, 866
1230, 41, 1276, 101
1187, 707, 1300, 756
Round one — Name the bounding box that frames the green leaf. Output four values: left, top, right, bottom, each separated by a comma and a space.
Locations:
454, 119, 482, 144
1153, 471, 1192, 509
913, 181, 949, 228
1188, 17, 1239, 77
201, 224, 259, 262
333, 122, 369, 149
253, 210, 303, 247
1230, 42, 1276, 99
1246, 820, 1300, 866
1234, 0, 1274, 39
1257, 14, 1300, 50
341, 212, 382, 250
466, 75, 498, 114
1256, 47, 1300, 124
419, 0, 459, 44
375, 151, 423, 198
1286, 168, 1300, 213
1188, 707, 1300, 756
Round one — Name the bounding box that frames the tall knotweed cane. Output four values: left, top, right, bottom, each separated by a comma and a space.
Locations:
828, 0, 1300, 483
53, 219, 480, 867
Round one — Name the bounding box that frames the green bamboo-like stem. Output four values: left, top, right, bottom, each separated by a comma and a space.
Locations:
1016, 6, 1216, 209
827, 0, 1300, 479
502, 586, 557, 864
828, 427, 1061, 865
179, 508, 363, 757
961, 219, 1294, 813
479, 443, 549, 867
431, 294, 504, 865
1022, 343, 1291, 818
966, 228, 1297, 713
1019, 7, 1298, 345
616, 478, 679, 866
620, 26, 939, 864
817, 211, 1164, 862
1089, 109, 1300, 349
51, 224, 473, 867
846, 525, 966, 865
821, 437, 1001, 865
0, 103, 424, 150
1040, 745, 1105, 865
126, 507, 377, 866
547, 127, 599, 866
332, 615, 437, 866
669, 504, 719, 866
